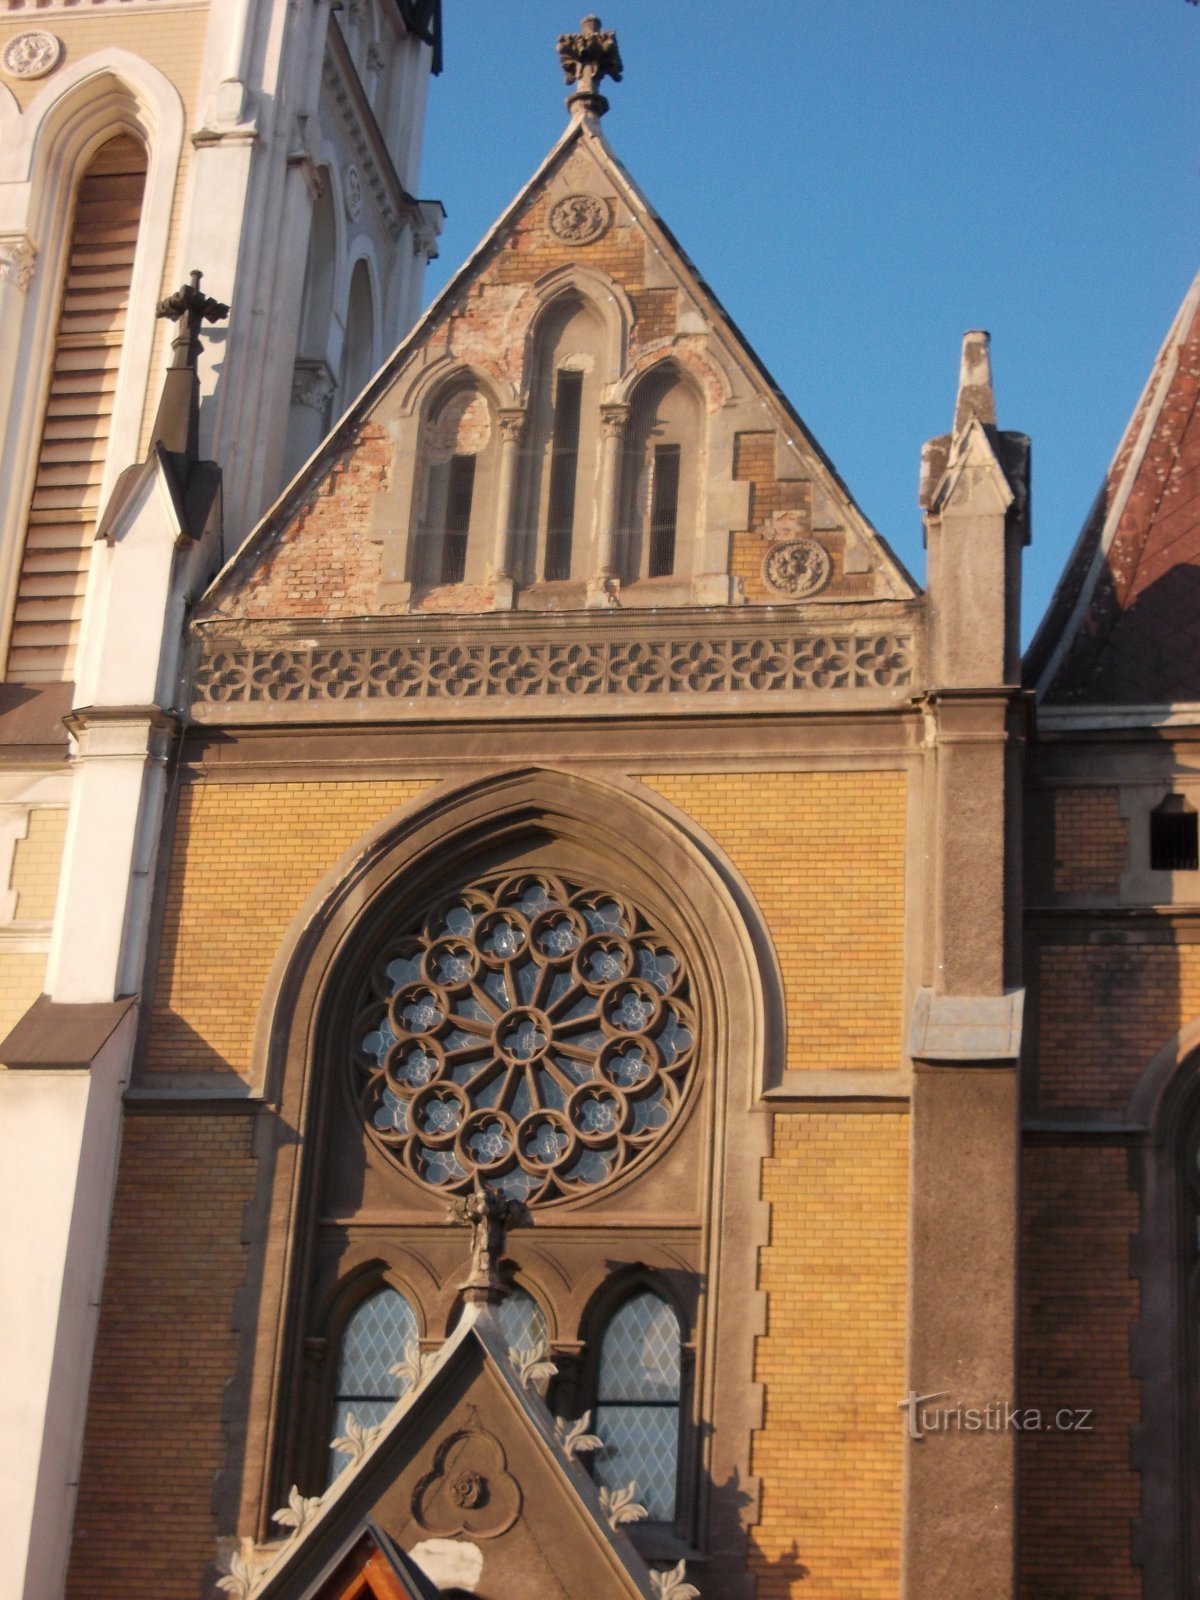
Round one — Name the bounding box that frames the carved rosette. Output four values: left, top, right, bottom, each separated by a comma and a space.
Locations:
2, 31, 62, 80
413, 1429, 521, 1539
761, 538, 832, 598
0, 236, 37, 293
547, 192, 609, 246
350, 869, 697, 1205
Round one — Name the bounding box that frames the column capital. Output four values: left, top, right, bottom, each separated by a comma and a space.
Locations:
497, 407, 527, 445
600, 402, 630, 440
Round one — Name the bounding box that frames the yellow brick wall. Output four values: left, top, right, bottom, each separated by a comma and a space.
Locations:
0, 951, 49, 1041
639, 771, 907, 1070
10, 806, 67, 922
146, 780, 430, 1080
749, 1112, 909, 1598
1053, 788, 1127, 893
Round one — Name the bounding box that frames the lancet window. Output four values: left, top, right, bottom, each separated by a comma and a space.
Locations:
328, 1286, 419, 1482
411, 383, 497, 587
517, 293, 607, 583
617, 365, 702, 585
11, 133, 148, 681
591, 1288, 683, 1522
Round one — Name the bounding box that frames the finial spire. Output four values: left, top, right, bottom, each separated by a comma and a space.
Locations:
150, 269, 229, 461
953, 329, 997, 436
450, 1178, 530, 1306
557, 14, 623, 119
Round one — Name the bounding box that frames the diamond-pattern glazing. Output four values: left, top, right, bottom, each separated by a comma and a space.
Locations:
496, 1289, 549, 1355
599, 1291, 681, 1402
594, 1404, 679, 1520
335, 1288, 418, 1398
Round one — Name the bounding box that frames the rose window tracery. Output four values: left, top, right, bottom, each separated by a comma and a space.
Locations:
350, 871, 697, 1204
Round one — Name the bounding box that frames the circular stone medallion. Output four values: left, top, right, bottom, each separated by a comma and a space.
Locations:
343, 164, 363, 223
762, 537, 833, 599
546, 192, 609, 246
2, 31, 62, 80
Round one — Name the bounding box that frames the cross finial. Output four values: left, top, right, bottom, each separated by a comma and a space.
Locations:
450, 1178, 530, 1306
557, 14, 623, 119
156, 269, 230, 372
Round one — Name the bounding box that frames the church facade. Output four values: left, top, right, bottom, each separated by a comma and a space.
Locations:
1, 11, 1197, 1600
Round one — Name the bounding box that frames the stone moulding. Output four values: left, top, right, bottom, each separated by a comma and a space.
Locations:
188, 610, 922, 722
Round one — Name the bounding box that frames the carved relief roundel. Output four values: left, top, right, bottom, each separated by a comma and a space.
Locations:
350, 869, 697, 1205
762, 537, 832, 598
546, 192, 609, 245
2, 31, 62, 80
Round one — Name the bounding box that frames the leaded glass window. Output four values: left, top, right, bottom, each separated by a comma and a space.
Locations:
496, 1287, 549, 1355
350, 870, 697, 1205
329, 1287, 418, 1482
593, 1290, 681, 1521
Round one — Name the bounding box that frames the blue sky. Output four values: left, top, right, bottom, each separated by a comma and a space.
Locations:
420, 3, 1199, 641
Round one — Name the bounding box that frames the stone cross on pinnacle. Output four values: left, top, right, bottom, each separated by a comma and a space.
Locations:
450, 1178, 530, 1306
557, 14, 623, 117
156, 270, 230, 372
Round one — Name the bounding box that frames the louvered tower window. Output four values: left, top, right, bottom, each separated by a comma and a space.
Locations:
10, 134, 148, 682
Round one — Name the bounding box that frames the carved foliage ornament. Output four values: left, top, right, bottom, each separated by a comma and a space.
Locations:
0, 236, 37, 293
547, 192, 609, 246
351, 869, 697, 1205
2, 31, 62, 80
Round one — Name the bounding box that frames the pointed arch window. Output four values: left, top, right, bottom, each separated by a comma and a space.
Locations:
517, 294, 606, 583
496, 1287, 549, 1355
617, 366, 702, 585
11, 133, 148, 682
592, 1289, 682, 1521
328, 1286, 418, 1482
412, 384, 497, 588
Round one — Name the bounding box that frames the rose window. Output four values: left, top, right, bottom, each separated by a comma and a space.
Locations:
351, 871, 697, 1204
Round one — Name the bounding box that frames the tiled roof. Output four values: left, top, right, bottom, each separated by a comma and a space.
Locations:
1028, 270, 1200, 704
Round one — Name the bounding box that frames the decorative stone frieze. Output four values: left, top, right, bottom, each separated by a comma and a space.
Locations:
190, 616, 917, 718
1, 30, 62, 79
0, 235, 37, 292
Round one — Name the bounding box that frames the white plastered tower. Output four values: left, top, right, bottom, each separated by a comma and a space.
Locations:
0, 4, 443, 1596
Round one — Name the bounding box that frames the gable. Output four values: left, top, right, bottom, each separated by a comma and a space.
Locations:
198, 117, 916, 627
1029, 268, 1200, 705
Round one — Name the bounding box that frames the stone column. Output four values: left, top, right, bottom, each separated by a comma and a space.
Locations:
588, 402, 629, 607
489, 408, 525, 607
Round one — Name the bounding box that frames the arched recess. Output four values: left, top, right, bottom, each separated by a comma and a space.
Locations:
407, 371, 501, 587
228, 769, 774, 1576
514, 291, 609, 584
616, 361, 705, 584
0, 50, 185, 680
340, 255, 377, 408
1124, 1026, 1200, 1597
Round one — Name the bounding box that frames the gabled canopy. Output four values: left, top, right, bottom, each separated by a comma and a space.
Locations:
1028, 268, 1200, 706
238, 1306, 665, 1600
